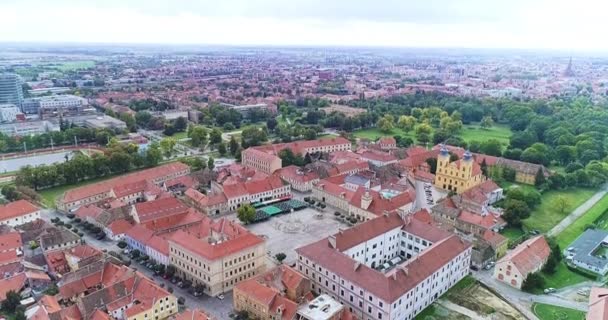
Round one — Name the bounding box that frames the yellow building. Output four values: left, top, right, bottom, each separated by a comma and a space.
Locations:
434, 146, 484, 194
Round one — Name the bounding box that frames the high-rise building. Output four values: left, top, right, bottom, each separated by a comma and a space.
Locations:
0, 74, 24, 107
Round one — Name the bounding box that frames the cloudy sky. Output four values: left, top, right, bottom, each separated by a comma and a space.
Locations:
0, 0, 605, 51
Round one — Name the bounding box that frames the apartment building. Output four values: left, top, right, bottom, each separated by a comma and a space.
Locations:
169, 218, 266, 296
295, 213, 471, 320
242, 148, 282, 174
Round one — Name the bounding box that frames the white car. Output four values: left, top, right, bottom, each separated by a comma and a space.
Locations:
217, 294, 225, 300
544, 288, 556, 294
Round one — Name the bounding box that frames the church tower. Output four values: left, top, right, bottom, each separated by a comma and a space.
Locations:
437, 144, 450, 170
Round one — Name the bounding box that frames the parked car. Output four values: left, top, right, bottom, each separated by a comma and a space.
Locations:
544, 288, 556, 294
217, 294, 225, 300
470, 265, 479, 271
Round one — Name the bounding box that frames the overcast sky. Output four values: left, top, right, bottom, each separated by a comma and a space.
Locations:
0, 0, 605, 51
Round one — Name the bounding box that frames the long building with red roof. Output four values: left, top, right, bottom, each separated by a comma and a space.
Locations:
0, 200, 40, 227
57, 162, 190, 211
242, 137, 351, 174
295, 212, 471, 320
169, 217, 266, 297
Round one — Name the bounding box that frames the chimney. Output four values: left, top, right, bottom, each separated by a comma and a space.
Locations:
401, 266, 409, 276
354, 262, 361, 271
383, 211, 389, 218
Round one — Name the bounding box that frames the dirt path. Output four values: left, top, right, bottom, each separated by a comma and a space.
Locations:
438, 300, 486, 319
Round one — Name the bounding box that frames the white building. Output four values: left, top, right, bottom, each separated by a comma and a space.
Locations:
0, 200, 41, 227
0, 120, 59, 137
0, 104, 20, 122
296, 213, 472, 320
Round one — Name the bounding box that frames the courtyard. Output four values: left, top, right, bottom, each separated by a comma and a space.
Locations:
227, 206, 348, 265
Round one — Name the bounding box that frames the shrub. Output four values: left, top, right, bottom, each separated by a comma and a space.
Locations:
66, 213, 75, 219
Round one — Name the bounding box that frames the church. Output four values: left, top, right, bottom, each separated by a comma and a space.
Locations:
434, 145, 484, 194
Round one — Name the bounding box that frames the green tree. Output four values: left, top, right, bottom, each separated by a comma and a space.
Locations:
207, 157, 215, 170
218, 142, 227, 156
377, 115, 395, 133
397, 115, 416, 132
209, 128, 222, 145
415, 123, 433, 145
522, 272, 545, 293
1, 185, 20, 201
145, 142, 162, 166
160, 138, 177, 158
480, 139, 503, 156
480, 116, 494, 129
237, 204, 256, 224
502, 199, 530, 227
241, 126, 268, 148
275, 252, 287, 263
189, 126, 208, 147
2, 290, 21, 313
229, 136, 239, 155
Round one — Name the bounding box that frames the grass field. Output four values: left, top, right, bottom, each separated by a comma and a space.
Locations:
352, 122, 512, 146
556, 194, 608, 248
54, 60, 96, 71
523, 188, 595, 233
459, 123, 512, 145
541, 262, 590, 289
500, 227, 526, 242
532, 303, 585, 320
167, 131, 188, 140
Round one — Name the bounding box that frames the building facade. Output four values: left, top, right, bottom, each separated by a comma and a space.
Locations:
169, 219, 267, 296
434, 146, 484, 194
0, 74, 23, 107
296, 213, 472, 320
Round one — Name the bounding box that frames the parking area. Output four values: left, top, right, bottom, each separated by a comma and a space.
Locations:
227, 206, 347, 265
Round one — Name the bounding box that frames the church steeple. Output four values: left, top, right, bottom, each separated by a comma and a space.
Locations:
564, 56, 575, 77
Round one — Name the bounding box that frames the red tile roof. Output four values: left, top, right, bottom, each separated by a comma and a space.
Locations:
66, 244, 102, 260
333, 213, 405, 251
0, 273, 26, 301
279, 166, 320, 183
106, 219, 133, 235
62, 162, 189, 203
169, 218, 264, 261
174, 309, 212, 320
0, 200, 38, 221
134, 197, 189, 223
498, 235, 550, 276
74, 205, 105, 220
252, 137, 350, 156
588, 287, 608, 320
296, 235, 470, 302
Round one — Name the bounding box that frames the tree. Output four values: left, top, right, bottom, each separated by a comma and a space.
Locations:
145, 142, 162, 166
480, 116, 494, 129
237, 204, 256, 224
160, 138, 177, 158
229, 136, 239, 155
535, 168, 547, 187
553, 196, 570, 215
397, 115, 416, 132
218, 142, 227, 156
1, 185, 20, 201
174, 117, 188, 132
135, 111, 152, 127
209, 128, 222, 145
502, 199, 530, 227
14, 308, 26, 320
2, 290, 21, 313
279, 149, 296, 167
165, 265, 176, 277
208, 157, 215, 170
131, 249, 141, 259
479, 139, 503, 157
189, 126, 208, 147
415, 123, 433, 145
266, 118, 278, 132
376, 115, 394, 133
522, 272, 545, 293
117, 241, 127, 249
275, 252, 287, 263
241, 126, 268, 148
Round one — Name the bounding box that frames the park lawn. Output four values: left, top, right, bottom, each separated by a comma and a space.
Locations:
353, 128, 417, 141
532, 303, 585, 320
166, 131, 188, 140
458, 123, 513, 145
523, 188, 595, 233
556, 194, 608, 248
541, 262, 590, 289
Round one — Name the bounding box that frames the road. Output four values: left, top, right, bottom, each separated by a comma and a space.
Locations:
473, 269, 589, 317
41, 209, 235, 319
548, 183, 608, 236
